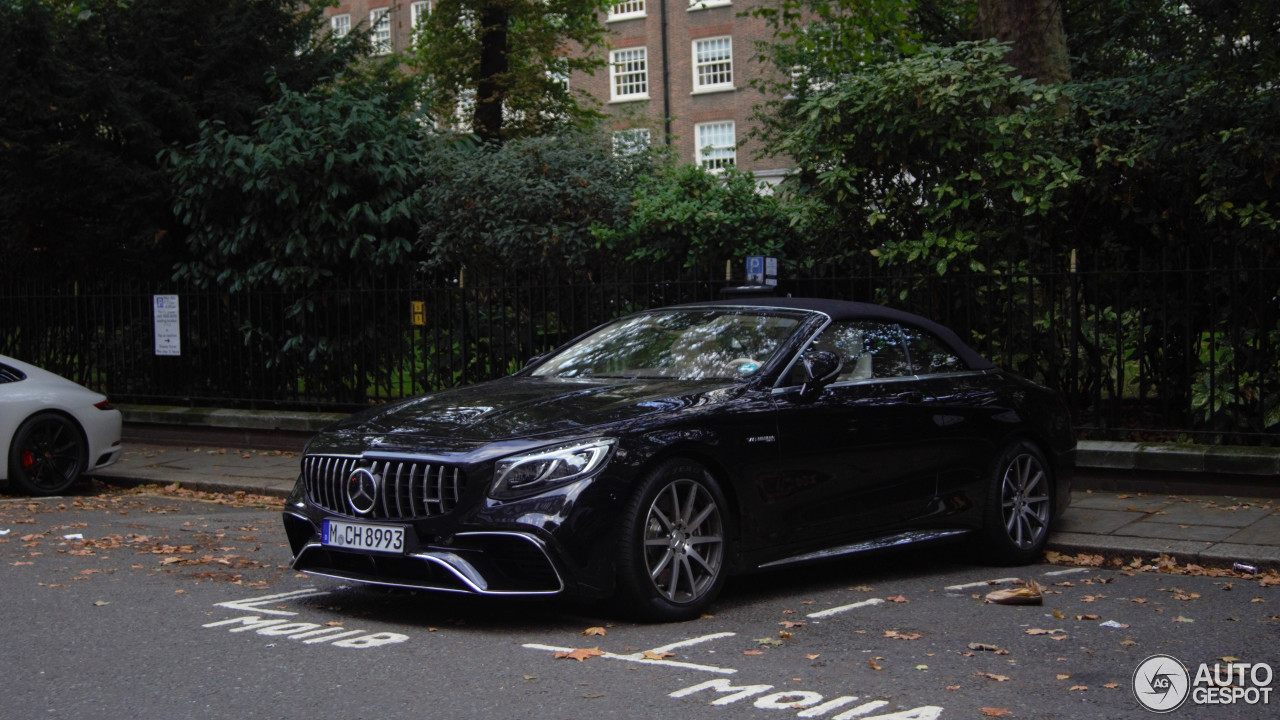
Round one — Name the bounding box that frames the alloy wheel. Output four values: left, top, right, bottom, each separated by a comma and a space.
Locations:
999, 452, 1051, 550
642, 478, 725, 604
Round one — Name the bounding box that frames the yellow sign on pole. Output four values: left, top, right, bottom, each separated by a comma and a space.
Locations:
411, 301, 426, 327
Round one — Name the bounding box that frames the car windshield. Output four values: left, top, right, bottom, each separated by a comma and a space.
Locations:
530, 308, 808, 381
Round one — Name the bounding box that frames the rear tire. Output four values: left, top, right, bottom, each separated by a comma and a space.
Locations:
615, 458, 729, 622
976, 441, 1053, 565
8, 413, 87, 496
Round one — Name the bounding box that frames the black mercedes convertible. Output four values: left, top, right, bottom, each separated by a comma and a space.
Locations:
282, 298, 1074, 620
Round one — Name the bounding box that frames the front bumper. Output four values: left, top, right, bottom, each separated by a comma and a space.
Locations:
283, 511, 566, 595
281, 462, 629, 599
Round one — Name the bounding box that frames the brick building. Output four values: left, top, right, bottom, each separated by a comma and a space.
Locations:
321, 1, 788, 180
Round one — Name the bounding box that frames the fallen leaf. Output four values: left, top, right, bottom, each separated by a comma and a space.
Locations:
1025, 628, 1068, 636
986, 579, 1043, 605
1104, 683, 1121, 689
968, 642, 1002, 652
779, 630, 793, 640
981, 709, 1012, 718
582, 626, 607, 637
884, 630, 922, 640
974, 672, 1011, 682
886, 595, 909, 603
869, 658, 883, 671
915, 664, 929, 670
555, 647, 604, 662
946, 686, 961, 691
1076, 614, 1100, 621
1070, 685, 1088, 691
1057, 674, 1071, 680
781, 621, 805, 629
1173, 616, 1194, 623
743, 650, 764, 656
641, 651, 674, 661
806, 654, 820, 660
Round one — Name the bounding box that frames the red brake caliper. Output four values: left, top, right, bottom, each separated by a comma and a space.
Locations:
21, 449, 36, 470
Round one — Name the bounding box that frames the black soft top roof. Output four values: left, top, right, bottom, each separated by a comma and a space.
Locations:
674, 297, 995, 371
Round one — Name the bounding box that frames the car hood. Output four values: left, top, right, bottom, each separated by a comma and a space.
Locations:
315, 376, 742, 453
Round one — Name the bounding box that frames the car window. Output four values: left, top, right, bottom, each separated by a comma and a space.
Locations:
785, 320, 912, 385
531, 309, 805, 381
900, 324, 966, 375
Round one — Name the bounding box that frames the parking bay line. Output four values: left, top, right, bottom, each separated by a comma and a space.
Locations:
806, 597, 886, 619
524, 631, 738, 674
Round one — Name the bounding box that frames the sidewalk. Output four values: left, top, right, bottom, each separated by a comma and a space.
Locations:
88, 441, 1280, 572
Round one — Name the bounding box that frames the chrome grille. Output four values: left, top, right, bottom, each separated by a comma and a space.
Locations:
303, 455, 465, 520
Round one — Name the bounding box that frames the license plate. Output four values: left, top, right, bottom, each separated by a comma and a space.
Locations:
322, 519, 404, 554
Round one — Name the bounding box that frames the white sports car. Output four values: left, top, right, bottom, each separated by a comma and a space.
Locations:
1, 355, 123, 495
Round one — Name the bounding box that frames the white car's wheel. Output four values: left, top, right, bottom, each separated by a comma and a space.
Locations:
8, 413, 87, 495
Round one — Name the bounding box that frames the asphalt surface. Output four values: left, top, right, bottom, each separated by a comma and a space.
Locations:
84, 441, 1280, 573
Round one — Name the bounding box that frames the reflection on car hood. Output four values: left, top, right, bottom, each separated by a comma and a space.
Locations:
320, 376, 738, 450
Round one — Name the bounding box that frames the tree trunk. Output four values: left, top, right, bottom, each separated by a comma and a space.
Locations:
978, 0, 1070, 84
473, 4, 510, 142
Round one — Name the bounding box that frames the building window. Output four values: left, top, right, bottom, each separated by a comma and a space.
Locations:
410, 2, 431, 47
370, 8, 392, 55
693, 36, 733, 92
330, 14, 351, 39
411, 2, 431, 28
608, 1, 645, 20
695, 121, 735, 170
613, 128, 651, 156
610, 47, 648, 102
688, 0, 732, 10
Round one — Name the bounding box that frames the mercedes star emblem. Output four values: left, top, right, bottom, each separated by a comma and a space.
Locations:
346, 468, 379, 515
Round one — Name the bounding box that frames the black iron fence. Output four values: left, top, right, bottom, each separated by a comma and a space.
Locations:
3, 252, 1277, 445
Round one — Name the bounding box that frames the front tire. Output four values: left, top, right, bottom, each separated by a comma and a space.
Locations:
977, 441, 1054, 565
8, 413, 87, 496
615, 458, 729, 621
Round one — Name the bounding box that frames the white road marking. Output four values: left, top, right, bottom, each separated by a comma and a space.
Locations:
807, 597, 885, 619
214, 588, 330, 616
524, 631, 738, 674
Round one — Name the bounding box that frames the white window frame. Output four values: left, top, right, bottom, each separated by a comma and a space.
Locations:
609, 47, 649, 103
410, 1, 431, 47
330, 14, 351, 39
695, 121, 736, 171
692, 36, 734, 93
612, 128, 651, 156
688, 0, 732, 10
608, 1, 646, 21
370, 8, 392, 55
411, 2, 431, 28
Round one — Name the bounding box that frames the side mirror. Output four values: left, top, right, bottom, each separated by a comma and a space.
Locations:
798, 350, 843, 399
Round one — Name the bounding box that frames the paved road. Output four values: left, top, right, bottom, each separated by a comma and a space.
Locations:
2, 485, 1276, 719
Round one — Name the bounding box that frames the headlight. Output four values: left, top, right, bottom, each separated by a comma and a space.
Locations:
490, 438, 616, 500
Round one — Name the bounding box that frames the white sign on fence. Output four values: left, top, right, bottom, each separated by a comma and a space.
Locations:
153, 294, 181, 356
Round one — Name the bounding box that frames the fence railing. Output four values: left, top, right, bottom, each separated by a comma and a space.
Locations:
3, 255, 1277, 445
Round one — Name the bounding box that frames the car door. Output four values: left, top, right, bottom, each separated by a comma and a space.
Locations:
745, 321, 940, 555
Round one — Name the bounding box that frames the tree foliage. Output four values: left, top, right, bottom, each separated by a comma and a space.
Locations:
594, 165, 810, 270
0, 0, 364, 284
409, 0, 613, 141
776, 41, 1077, 274
416, 132, 649, 270
167, 71, 428, 295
